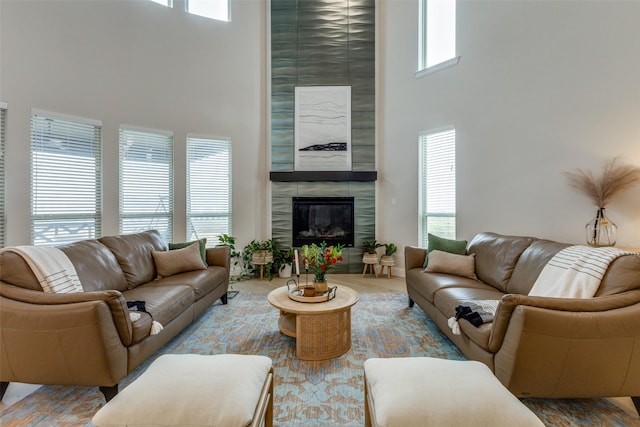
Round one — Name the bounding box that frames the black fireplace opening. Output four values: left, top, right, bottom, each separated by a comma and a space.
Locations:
292, 197, 355, 247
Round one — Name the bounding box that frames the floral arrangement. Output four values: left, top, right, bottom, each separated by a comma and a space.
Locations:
300, 241, 344, 282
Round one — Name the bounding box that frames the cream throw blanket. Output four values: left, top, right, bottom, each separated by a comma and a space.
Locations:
2, 246, 83, 293
528, 245, 635, 298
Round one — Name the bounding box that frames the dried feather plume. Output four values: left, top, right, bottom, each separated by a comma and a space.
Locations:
564, 158, 640, 208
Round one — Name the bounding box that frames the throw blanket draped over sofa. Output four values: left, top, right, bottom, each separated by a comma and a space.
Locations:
405, 232, 640, 409
0, 230, 230, 401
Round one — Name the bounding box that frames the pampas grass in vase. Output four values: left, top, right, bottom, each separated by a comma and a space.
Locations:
564, 158, 640, 247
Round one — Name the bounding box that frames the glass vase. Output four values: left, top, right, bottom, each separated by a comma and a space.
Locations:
585, 207, 617, 247
313, 277, 328, 293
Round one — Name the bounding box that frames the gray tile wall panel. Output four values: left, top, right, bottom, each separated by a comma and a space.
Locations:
271, 0, 376, 272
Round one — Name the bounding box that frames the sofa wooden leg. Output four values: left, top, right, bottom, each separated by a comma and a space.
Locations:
100, 384, 118, 402
0, 382, 9, 400
408, 296, 414, 308
220, 293, 228, 305
632, 396, 640, 415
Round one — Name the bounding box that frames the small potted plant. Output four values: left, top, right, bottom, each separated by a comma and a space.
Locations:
362, 240, 383, 264
380, 243, 397, 277
275, 246, 295, 278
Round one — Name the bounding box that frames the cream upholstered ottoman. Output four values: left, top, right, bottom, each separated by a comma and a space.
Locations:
364, 357, 544, 427
92, 354, 273, 427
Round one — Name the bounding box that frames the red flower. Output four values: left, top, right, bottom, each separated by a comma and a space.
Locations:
320, 265, 327, 270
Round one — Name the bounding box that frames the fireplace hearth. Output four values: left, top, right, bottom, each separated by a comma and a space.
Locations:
292, 197, 355, 247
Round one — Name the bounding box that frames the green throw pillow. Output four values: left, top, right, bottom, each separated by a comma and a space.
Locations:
169, 238, 207, 266
423, 233, 467, 268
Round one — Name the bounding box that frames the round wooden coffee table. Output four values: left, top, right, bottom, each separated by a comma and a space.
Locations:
267, 285, 359, 361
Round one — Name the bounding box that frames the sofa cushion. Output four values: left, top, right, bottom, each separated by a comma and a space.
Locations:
467, 232, 535, 292
507, 240, 569, 295
123, 284, 194, 326
408, 270, 487, 304
152, 242, 207, 278
433, 286, 505, 351
424, 233, 468, 268
99, 230, 167, 289
425, 250, 477, 279
59, 240, 129, 292
153, 266, 228, 301
168, 238, 207, 265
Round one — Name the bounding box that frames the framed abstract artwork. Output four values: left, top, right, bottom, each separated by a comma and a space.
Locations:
294, 86, 351, 171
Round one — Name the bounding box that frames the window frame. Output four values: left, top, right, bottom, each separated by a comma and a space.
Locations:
119, 126, 174, 241
418, 127, 457, 248
186, 135, 232, 246
185, 0, 230, 22
417, 0, 460, 77
30, 110, 103, 246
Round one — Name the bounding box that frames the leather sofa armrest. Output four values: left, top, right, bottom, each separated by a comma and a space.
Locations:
405, 246, 427, 271
0, 283, 133, 346
206, 246, 231, 271
488, 290, 640, 353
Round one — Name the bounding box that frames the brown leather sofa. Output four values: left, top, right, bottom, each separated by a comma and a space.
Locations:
0, 230, 230, 400
405, 232, 640, 411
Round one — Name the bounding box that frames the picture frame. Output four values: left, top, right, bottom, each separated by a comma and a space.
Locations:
294, 86, 352, 171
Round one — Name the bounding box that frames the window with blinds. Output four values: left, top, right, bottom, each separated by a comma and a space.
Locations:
30, 111, 102, 246
187, 136, 231, 246
0, 103, 6, 247
419, 128, 456, 248
119, 128, 173, 241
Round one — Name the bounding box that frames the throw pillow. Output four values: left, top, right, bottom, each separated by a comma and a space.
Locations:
152, 242, 207, 277
424, 250, 477, 280
169, 238, 207, 265
423, 233, 468, 268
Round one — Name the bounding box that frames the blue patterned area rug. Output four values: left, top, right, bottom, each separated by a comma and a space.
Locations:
1, 291, 637, 426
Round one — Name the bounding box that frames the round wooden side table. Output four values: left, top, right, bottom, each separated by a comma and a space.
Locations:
267, 285, 359, 361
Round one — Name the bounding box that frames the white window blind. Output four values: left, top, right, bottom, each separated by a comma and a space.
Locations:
30, 112, 102, 246
186, 0, 229, 22
187, 136, 231, 246
418, 0, 457, 72
119, 128, 173, 240
0, 103, 6, 247
419, 128, 456, 248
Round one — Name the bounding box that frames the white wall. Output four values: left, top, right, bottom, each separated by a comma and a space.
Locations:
378, 0, 640, 273
3, 0, 639, 270
0, 0, 267, 247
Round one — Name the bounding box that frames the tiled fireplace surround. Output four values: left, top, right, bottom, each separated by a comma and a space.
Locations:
270, 179, 375, 274
270, 0, 376, 273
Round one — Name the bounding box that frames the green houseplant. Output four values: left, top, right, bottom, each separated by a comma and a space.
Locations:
274, 245, 295, 278
217, 234, 241, 276
380, 243, 398, 277
362, 240, 382, 266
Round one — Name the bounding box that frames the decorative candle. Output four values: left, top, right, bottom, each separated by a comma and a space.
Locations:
294, 249, 300, 275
